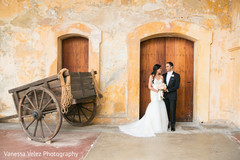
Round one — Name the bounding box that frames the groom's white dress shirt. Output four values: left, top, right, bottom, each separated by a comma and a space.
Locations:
166, 71, 173, 86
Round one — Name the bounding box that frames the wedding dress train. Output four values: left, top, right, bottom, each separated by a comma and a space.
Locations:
119, 78, 169, 137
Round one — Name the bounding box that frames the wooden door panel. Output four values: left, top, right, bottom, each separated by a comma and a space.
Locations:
140, 38, 165, 118
140, 40, 151, 119
62, 39, 75, 71
165, 38, 175, 71
174, 38, 186, 121
140, 37, 194, 121
62, 37, 89, 72
184, 40, 194, 121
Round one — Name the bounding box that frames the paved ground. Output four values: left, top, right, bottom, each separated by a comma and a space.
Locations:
0, 122, 240, 160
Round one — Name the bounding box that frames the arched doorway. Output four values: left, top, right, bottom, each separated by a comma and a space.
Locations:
62, 37, 89, 72
140, 37, 194, 122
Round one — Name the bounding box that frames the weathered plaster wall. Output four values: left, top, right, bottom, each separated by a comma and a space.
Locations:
0, 0, 239, 127
209, 0, 240, 127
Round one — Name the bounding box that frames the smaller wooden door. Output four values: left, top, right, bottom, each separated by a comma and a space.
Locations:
62, 37, 89, 72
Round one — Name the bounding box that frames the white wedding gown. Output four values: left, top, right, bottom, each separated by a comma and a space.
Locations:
119, 78, 169, 137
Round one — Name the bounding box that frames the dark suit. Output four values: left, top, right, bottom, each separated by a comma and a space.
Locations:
163, 72, 180, 128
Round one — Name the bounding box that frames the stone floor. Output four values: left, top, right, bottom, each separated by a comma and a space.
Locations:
0, 122, 240, 160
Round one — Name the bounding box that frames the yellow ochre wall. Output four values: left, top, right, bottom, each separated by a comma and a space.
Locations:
0, 0, 239, 127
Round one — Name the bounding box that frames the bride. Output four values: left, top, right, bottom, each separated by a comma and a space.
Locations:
119, 64, 169, 137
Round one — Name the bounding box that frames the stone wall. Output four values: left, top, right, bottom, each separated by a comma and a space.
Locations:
0, 0, 239, 127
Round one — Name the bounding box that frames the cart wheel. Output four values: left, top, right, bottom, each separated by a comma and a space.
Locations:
18, 86, 62, 143
63, 101, 97, 127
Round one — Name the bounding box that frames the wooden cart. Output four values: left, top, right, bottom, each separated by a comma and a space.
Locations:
8, 71, 99, 143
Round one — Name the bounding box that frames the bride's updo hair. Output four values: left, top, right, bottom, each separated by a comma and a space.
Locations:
151, 64, 161, 84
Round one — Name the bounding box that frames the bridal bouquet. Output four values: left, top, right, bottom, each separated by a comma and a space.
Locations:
157, 83, 167, 91
156, 83, 167, 100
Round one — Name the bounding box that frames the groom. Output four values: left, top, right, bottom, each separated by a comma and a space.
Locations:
163, 62, 180, 131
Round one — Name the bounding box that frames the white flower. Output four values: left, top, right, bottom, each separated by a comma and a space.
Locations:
171, 74, 174, 77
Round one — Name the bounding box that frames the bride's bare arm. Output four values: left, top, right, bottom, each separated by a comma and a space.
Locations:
148, 75, 159, 93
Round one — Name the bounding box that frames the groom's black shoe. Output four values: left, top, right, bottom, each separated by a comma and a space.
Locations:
171, 127, 175, 132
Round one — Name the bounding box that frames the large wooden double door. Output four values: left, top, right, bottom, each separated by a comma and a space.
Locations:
140, 37, 194, 121
62, 37, 89, 72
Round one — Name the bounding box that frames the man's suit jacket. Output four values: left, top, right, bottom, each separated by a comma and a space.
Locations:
163, 72, 180, 100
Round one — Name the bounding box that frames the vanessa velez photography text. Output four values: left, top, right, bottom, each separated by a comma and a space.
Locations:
3, 151, 78, 158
